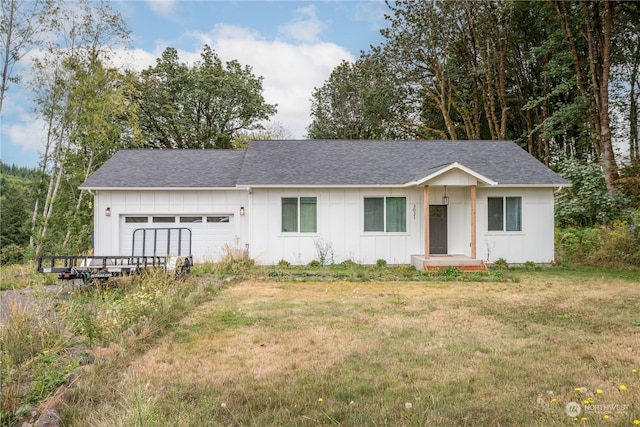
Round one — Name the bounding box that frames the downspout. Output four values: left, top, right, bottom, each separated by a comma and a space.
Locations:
247, 187, 253, 259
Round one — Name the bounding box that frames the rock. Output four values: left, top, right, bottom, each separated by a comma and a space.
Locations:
35, 409, 60, 427
40, 386, 71, 411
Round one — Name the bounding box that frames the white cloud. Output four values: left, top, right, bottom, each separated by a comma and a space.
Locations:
2, 112, 48, 154
146, 0, 177, 16
278, 5, 326, 44
189, 23, 354, 138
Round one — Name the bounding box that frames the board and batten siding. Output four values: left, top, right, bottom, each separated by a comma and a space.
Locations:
475, 187, 556, 264
92, 186, 556, 266
93, 190, 249, 263
248, 187, 424, 265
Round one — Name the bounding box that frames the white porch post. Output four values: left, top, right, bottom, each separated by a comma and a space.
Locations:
471, 184, 477, 259
424, 185, 430, 259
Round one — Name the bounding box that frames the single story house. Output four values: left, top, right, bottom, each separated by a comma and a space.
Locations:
80, 140, 569, 269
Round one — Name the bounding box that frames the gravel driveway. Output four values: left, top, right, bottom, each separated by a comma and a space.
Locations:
0, 284, 65, 327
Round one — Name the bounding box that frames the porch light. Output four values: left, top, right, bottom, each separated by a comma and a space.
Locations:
240, 206, 245, 216
442, 186, 449, 205
105, 207, 111, 216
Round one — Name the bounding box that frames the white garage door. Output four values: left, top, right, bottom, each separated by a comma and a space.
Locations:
119, 214, 236, 263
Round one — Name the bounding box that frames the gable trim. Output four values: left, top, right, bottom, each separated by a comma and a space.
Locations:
407, 162, 498, 187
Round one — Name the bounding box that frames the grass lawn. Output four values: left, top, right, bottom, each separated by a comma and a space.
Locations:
64, 271, 640, 426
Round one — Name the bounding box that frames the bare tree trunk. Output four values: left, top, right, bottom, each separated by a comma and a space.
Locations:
34, 78, 73, 256
29, 113, 55, 248
62, 152, 93, 249
551, 0, 619, 194
629, 39, 640, 162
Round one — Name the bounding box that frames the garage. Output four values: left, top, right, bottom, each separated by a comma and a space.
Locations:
119, 214, 237, 263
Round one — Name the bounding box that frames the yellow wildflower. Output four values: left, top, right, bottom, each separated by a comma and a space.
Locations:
603, 415, 609, 419
318, 397, 323, 403
618, 384, 627, 391
633, 369, 638, 373
634, 420, 640, 426
581, 417, 588, 422
596, 389, 603, 394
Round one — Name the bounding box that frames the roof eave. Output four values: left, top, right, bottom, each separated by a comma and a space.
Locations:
79, 186, 241, 191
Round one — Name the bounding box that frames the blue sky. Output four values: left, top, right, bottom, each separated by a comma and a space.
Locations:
1, 0, 388, 168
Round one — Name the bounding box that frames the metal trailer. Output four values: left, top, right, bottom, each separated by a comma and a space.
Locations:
37, 227, 193, 282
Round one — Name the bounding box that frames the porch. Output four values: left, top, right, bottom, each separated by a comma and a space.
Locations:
411, 254, 488, 272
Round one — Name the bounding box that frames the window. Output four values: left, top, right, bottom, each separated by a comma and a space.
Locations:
207, 216, 229, 223
180, 216, 202, 223
153, 216, 175, 223
488, 197, 522, 231
125, 217, 148, 223
364, 197, 406, 232
282, 197, 317, 233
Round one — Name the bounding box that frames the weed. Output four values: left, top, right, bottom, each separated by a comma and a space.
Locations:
493, 258, 509, 269
314, 238, 334, 266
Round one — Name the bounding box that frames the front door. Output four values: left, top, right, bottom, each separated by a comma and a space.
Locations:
429, 205, 447, 254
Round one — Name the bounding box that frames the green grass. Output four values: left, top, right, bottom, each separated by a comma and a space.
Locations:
61, 270, 640, 427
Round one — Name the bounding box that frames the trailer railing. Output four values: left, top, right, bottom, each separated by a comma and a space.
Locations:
37, 255, 191, 281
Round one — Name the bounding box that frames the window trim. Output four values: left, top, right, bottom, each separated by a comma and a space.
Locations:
487, 196, 522, 232
281, 196, 318, 234
363, 195, 407, 234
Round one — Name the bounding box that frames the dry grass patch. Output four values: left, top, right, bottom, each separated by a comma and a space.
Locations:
65, 275, 640, 426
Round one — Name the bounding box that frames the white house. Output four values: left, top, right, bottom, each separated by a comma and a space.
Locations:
80, 140, 569, 269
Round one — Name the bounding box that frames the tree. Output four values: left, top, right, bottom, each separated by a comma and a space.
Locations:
0, 0, 55, 112
307, 56, 408, 139
28, 0, 131, 255
0, 176, 31, 248
549, 0, 619, 194
132, 45, 277, 149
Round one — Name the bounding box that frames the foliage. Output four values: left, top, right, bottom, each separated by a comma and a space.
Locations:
0, 171, 36, 250
0, 0, 57, 112
26, 0, 132, 256
492, 258, 509, 269
131, 45, 277, 149
555, 158, 633, 227
555, 215, 640, 267
307, 55, 408, 139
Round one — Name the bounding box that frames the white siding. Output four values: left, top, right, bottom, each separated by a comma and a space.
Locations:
92, 185, 556, 266
249, 187, 424, 265
93, 190, 249, 263
476, 187, 556, 264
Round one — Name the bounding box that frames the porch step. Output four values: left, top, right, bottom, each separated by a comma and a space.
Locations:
422, 260, 488, 273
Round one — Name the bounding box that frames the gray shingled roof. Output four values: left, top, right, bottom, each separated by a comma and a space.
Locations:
80, 140, 568, 189
236, 140, 568, 186
80, 149, 246, 188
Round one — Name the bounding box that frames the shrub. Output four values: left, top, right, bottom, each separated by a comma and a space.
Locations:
556, 214, 640, 267
555, 159, 634, 227
492, 258, 508, 269
339, 259, 360, 268
0, 244, 25, 265
376, 259, 387, 268
277, 259, 291, 267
